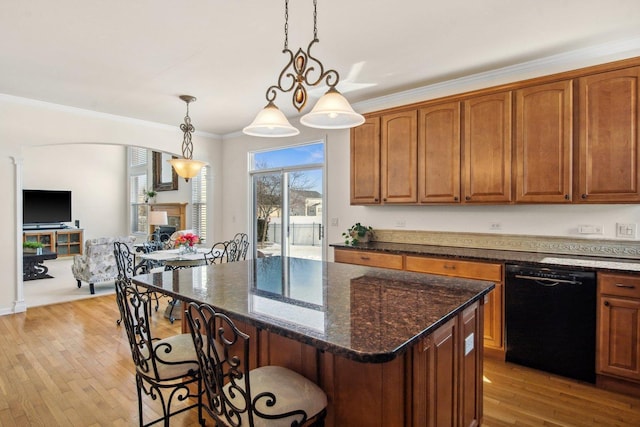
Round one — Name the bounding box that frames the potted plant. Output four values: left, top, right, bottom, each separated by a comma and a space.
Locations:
23, 240, 44, 254
342, 223, 373, 246
143, 188, 157, 203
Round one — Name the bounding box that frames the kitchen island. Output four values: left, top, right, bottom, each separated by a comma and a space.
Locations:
132, 256, 494, 426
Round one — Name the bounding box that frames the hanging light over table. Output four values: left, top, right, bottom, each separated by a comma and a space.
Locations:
169, 95, 206, 181
243, 0, 364, 137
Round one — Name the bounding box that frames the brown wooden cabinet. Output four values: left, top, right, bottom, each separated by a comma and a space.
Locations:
23, 229, 83, 257
515, 80, 573, 203
333, 248, 404, 270
418, 102, 461, 203
55, 229, 83, 256
350, 117, 381, 204
23, 230, 55, 253
462, 91, 513, 203
597, 272, 640, 383
335, 248, 504, 358
381, 110, 418, 203
577, 67, 640, 202
405, 256, 504, 356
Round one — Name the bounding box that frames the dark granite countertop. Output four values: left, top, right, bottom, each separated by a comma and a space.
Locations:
132, 256, 494, 363
331, 241, 640, 273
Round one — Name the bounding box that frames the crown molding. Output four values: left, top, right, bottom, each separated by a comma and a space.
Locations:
353, 35, 640, 114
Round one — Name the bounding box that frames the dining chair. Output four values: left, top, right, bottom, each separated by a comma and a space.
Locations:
185, 302, 327, 427
113, 241, 161, 324
231, 232, 250, 261
204, 240, 235, 265
115, 280, 203, 427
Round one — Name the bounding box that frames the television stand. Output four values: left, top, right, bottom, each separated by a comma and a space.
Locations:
23, 229, 83, 258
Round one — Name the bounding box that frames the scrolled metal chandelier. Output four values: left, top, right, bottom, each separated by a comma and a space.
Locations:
169, 95, 206, 182
243, 0, 365, 137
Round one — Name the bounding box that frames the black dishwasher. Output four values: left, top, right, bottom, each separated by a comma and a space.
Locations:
505, 264, 596, 383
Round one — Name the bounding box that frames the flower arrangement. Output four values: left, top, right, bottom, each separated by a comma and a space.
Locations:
174, 232, 200, 247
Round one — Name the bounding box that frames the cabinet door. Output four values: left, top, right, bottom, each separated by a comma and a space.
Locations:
515, 80, 573, 203
350, 117, 381, 204
418, 102, 461, 203
381, 111, 418, 203
598, 295, 640, 381
459, 301, 482, 427
462, 92, 512, 203
578, 67, 640, 202
483, 284, 504, 352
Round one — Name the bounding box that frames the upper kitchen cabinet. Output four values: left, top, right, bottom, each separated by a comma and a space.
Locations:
515, 80, 573, 203
577, 66, 640, 202
381, 111, 418, 203
462, 91, 513, 203
350, 116, 381, 204
418, 102, 461, 203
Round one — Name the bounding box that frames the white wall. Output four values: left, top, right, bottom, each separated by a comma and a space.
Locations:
0, 94, 222, 315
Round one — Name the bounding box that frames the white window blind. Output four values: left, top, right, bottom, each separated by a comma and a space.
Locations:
128, 147, 150, 234
191, 166, 208, 242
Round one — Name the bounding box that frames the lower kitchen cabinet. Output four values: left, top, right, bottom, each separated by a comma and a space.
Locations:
597, 272, 640, 387
334, 248, 504, 358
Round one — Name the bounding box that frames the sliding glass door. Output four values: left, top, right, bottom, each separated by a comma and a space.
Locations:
250, 142, 325, 260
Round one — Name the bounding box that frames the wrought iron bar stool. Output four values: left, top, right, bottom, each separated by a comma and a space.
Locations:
115, 280, 203, 427
186, 302, 327, 427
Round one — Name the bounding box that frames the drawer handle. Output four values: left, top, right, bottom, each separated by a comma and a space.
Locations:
443, 264, 456, 270
615, 283, 636, 289
360, 256, 371, 260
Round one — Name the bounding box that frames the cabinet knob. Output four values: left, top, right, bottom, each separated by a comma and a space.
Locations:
564, 194, 570, 200
581, 194, 587, 199
383, 198, 387, 202
454, 197, 459, 201
465, 196, 471, 201
604, 301, 610, 307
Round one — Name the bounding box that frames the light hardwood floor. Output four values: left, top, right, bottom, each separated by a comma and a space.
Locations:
1, 296, 640, 426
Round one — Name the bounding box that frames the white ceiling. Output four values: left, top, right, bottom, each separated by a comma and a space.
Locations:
2, 0, 640, 136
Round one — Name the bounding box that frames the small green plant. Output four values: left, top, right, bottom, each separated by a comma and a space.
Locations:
23, 241, 44, 249
143, 188, 157, 202
342, 223, 373, 246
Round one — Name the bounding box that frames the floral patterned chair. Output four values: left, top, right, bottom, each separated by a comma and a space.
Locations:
72, 236, 136, 294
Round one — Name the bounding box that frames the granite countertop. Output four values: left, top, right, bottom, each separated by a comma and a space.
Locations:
331, 241, 640, 273
132, 256, 494, 363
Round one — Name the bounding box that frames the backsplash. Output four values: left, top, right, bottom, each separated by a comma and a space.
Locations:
373, 230, 640, 260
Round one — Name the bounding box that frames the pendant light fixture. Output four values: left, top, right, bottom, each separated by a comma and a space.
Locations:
169, 95, 206, 182
243, 0, 364, 137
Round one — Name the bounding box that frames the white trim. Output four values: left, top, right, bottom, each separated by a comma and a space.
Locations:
351, 35, 640, 114
0, 93, 221, 139
12, 156, 27, 314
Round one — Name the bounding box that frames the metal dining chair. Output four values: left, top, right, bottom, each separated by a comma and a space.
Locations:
204, 240, 235, 265
185, 302, 327, 426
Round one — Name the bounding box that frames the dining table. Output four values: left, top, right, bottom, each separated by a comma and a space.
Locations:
131, 255, 494, 426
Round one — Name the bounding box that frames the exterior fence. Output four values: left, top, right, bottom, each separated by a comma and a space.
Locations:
265, 222, 323, 246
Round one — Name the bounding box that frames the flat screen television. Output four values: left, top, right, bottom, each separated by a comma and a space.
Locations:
23, 189, 72, 225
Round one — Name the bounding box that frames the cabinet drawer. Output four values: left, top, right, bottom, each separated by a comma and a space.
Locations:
599, 272, 640, 299
405, 256, 502, 282
334, 249, 404, 270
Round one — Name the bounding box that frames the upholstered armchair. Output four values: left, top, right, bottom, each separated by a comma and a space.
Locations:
72, 236, 136, 294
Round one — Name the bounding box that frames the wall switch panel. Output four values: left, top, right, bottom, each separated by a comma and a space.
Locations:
616, 223, 637, 239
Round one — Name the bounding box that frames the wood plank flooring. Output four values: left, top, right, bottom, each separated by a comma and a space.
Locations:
1, 295, 639, 426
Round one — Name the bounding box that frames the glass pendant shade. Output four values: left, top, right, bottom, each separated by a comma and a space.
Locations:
300, 88, 365, 129
168, 158, 206, 180
243, 102, 300, 137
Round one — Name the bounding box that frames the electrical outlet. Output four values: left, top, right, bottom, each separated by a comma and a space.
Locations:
616, 223, 637, 239
489, 222, 502, 230
395, 219, 406, 228
330, 218, 339, 227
